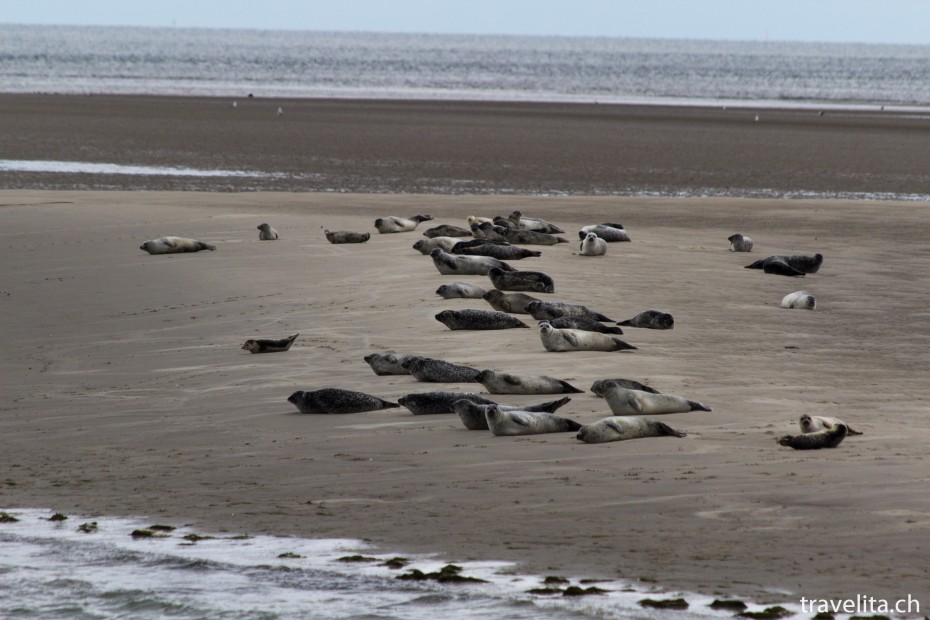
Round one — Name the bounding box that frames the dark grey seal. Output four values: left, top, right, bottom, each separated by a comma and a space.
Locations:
549, 317, 624, 335
501, 227, 568, 246
449, 238, 510, 252
728, 233, 753, 252
778, 424, 848, 450
454, 244, 542, 261
400, 357, 482, 383
363, 352, 418, 376
423, 224, 472, 238
398, 391, 494, 415
488, 267, 555, 293
435, 309, 530, 330
507, 210, 565, 234
578, 224, 630, 242
481, 290, 541, 314
325, 230, 370, 244
452, 397, 572, 430
474, 222, 510, 242
525, 300, 613, 322
590, 378, 659, 397
140, 237, 216, 254
241, 333, 299, 354
257, 223, 279, 240
745, 253, 823, 276
287, 388, 400, 414
617, 310, 674, 330
799, 414, 863, 436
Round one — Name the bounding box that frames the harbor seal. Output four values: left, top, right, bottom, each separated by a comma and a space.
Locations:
488, 267, 555, 293
549, 317, 624, 335
449, 238, 510, 252
412, 237, 461, 254
400, 357, 482, 383
287, 388, 399, 414
430, 248, 515, 276
525, 300, 613, 322
363, 352, 418, 376
799, 414, 863, 436
140, 236, 216, 255
374, 214, 433, 233
257, 223, 279, 240
476, 370, 583, 395
423, 224, 472, 238
436, 281, 488, 299
579, 224, 630, 242
538, 321, 636, 352
778, 424, 848, 450
616, 310, 674, 330
745, 253, 823, 275
728, 233, 753, 252
241, 333, 299, 354
325, 230, 370, 244
781, 291, 816, 309
467, 215, 494, 226
603, 386, 711, 415
507, 211, 565, 234
576, 416, 687, 443
452, 397, 572, 430
590, 378, 659, 396
454, 244, 542, 261
501, 227, 568, 246
484, 405, 582, 436
481, 290, 541, 314
398, 391, 493, 415
579, 232, 607, 256
473, 222, 509, 242
435, 309, 530, 330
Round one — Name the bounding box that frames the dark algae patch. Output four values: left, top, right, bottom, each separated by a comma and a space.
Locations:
737, 606, 792, 619
543, 576, 570, 585
277, 552, 303, 559
396, 564, 487, 584
337, 555, 379, 563
77, 521, 98, 533
639, 597, 689, 610
0, 512, 19, 523
48, 513, 68, 522
563, 586, 608, 596
527, 587, 564, 595
709, 599, 748, 611
383, 557, 410, 569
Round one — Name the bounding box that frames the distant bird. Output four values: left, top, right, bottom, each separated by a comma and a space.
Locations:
277, 106, 284, 116
754, 114, 760, 122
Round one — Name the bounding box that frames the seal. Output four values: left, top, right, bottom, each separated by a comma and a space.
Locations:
363, 352, 418, 376
398, 391, 493, 415
590, 378, 659, 396
436, 281, 489, 299
576, 416, 687, 443
578, 224, 630, 242
602, 385, 711, 415
473, 222, 509, 242
241, 332, 299, 354
579, 232, 607, 256
435, 309, 530, 330
467, 215, 494, 227
257, 223, 279, 240
488, 267, 555, 293
325, 230, 370, 244
484, 405, 582, 436
452, 397, 572, 430
482, 290, 541, 314
538, 321, 636, 352
454, 243, 542, 261
374, 214, 433, 233
525, 300, 612, 322
400, 357, 482, 383
781, 291, 816, 309
799, 414, 863, 436
549, 317, 624, 335
778, 424, 848, 450
507, 210, 565, 234
476, 369, 583, 394
616, 310, 674, 330
423, 224, 472, 238
728, 233, 753, 252
412, 237, 461, 254
449, 238, 510, 252
430, 248, 515, 276
287, 388, 400, 414
140, 236, 216, 255
501, 227, 568, 246
745, 253, 823, 275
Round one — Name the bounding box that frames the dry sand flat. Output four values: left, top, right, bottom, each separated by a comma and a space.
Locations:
2, 190, 929, 607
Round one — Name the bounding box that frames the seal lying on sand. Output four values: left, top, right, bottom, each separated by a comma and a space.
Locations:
423, 224, 471, 238
241, 333, 299, 354
507, 211, 565, 234
538, 321, 636, 352
140, 236, 216, 254
549, 317, 623, 334
455, 244, 542, 261
401, 357, 482, 382
482, 290, 541, 314
430, 249, 515, 276
579, 232, 607, 256
745, 253, 823, 276
435, 309, 529, 330
257, 223, 279, 240
326, 230, 370, 244
603, 385, 711, 415
436, 281, 489, 299
579, 224, 630, 242
488, 267, 555, 293
728, 233, 753, 252
374, 214, 433, 233
590, 378, 659, 396
576, 416, 687, 443
363, 352, 418, 376
781, 291, 816, 309
485, 405, 581, 436
476, 369, 582, 394
501, 227, 568, 246
616, 310, 674, 330
413, 237, 461, 254
799, 414, 863, 435
399, 391, 492, 415
453, 397, 572, 430
287, 388, 399, 414
778, 424, 848, 450
526, 301, 612, 322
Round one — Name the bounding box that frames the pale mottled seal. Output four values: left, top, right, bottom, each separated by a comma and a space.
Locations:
241, 333, 299, 354
799, 414, 862, 435
488, 267, 555, 293
452, 397, 572, 430
455, 243, 542, 261
781, 291, 816, 309
430, 248, 515, 276
467, 215, 494, 226
525, 300, 612, 322
435, 309, 529, 330
412, 237, 461, 254
617, 310, 674, 330
579, 224, 630, 242
745, 253, 823, 275
287, 388, 399, 414
399, 391, 493, 415
363, 352, 418, 376
728, 233, 753, 252
325, 230, 370, 244
507, 211, 565, 234
485, 405, 582, 436
576, 416, 687, 443
778, 424, 848, 450
436, 281, 489, 299
400, 357, 481, 383
481, 290, 541, 314
590, 378, 659, 397
257, 223, 279, 240
476, 370, 582, 394
538, 321, 636, 352
423, 224, 472, 238
501, 227, 568, 246
374, 214, 433, 233
579, 232, 607, 256
549, 317, 624, 335
140, 236, 216, 255
603, 386, 711, 415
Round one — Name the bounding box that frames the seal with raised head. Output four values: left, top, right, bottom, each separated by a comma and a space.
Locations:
525, 300, 613, 322
363, 352, 418, 376
799, 414, 863, 435
579, 224, 630, 242
455, 243, 542, 261
745, 253, 823, 275
435, 309, 530, 330
430, 248, 515, 276
538, 321, 636, 352
257, 223, 279, 240
482, 290, 541, 314
436, 281, 489, 299
778, 424, 848, 450
452, 397, 572, 430
488, 267, 555, 293
241, 333, 299, 354
423, 224, 472, 238
374, 214, 433, 233
617, 310, 674, 330
325, 230, 370, 244
412, 237, 461, 254
476, 369, 583, 394
576, 416, 687, 443
507, 210, 565, 234
287, 388, 400, 414
400, 357, 482, 383
590, 378, 659, 396
579, 232, 607, 256
140, 236, 216, 255
781, 291, 816, 309
485, 405, 582, 436
398, 391, 493, 415
549, 317, 624, 334
728, 233, 753, 252
603, 385, 711, 415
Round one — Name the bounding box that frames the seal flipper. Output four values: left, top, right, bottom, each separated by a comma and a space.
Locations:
687, 400, 712, 412
525, 397, 572, 413
744, 258, 767, 269
654, 421, 687, 438
557, 380, 584, 394
763, 258, 805, 277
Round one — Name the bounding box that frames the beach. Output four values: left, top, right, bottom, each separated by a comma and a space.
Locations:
1, 95, 930, 610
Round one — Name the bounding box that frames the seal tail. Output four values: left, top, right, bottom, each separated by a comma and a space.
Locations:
654, 421, 687, 438
283, 333, 300, 351
593, 313, 614, 322
847, 427, 864, 436
687, 400, 712, 412
558, 380, 584, 394
555, 237, 568, 244
381, 401, 401, 409
528, 397, 572, 413
616, 319, 634, 327
744, 258, 767, 269
612, 339, 637, 351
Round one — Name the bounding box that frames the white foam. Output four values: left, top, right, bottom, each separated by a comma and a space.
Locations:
0, 159, 270, 178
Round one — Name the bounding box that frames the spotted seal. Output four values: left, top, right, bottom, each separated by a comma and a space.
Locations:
363, 352, 418, 376
257, 223, 279, 240
485, 405, 582, 436
799, 414, 862, 436
579, 232, 607, 256
449, 238, 510, 252
590, 378, 659, 396
476, 370, 582, 394
325, 230, 370, 244
435, 309, 529, 330
287, 388, 400, 414
616, 310, 674, 330
579, 224, 630, 242
728, 233, 753, 252
603, 385, 711, 415
481, 290, 541, 314
488, 267, 555, 293
430, 248, 515, 276
140, 236, 216, 255
507, 210, 565, 234
525, 300, 612, 322
501, 227, 568, 246
467, 215, 494, 227
436, 281, 489, 299
576, 416, 687, 443
778, 424, 848, 450
400, 357, 482, 382
455, 243, 542, 261
745, 253, 823, 276
473, 222, 509, 242
537, 321, 635, 352
423, 224, 472, 238
781, 291, 816, 309
549, 317, 624, 335
398, 391, 493, 415
412, 237, 461, 254
374, 214, 433, 233
452, 397, 572, 430
241, 333, 299, 354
